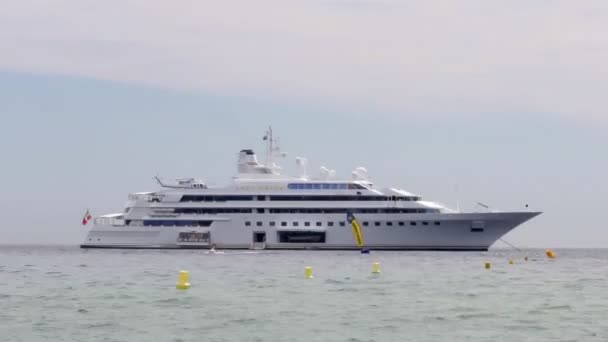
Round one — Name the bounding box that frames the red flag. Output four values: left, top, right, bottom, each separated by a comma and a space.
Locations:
82, 209, 92, 225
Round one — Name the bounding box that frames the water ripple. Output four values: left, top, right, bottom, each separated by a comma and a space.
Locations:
1, 247, 607, 342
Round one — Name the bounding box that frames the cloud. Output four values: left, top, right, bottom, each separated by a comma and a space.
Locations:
1, 0, 607, 121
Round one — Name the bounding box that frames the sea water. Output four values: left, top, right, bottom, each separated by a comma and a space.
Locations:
1, 246, 607, 342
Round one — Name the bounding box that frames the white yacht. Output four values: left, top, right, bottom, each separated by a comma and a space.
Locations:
81, 128, 540, 251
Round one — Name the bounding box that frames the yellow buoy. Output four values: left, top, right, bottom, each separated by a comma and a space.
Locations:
304, 266, 314, 279
176, 270, 191, 290
372, 262, 381, 274
545, 249, 556, 259
509, 259, 514, 265
485, 262, 491, 269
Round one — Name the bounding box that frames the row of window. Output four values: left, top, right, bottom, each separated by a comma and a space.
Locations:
126, 219, 483, 232
287, 183, 367, 190
172, 208, 438, 215
267, 208, 436, 214
180, 195, 422, 202
244, 221, 442, 227
180, 195, 254, 202
174, 208, 254, 214
127, 220, 213, 227
268, 195, 420, 201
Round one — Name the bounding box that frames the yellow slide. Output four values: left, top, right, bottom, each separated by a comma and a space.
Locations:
347, 212, 364, 247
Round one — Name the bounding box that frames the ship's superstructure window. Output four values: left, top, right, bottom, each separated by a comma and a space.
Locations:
270, 221, 276, 226
169, 206, 439, 218
434, 222, 441, 226
305, 222, 311, 227
471, 228, 484, 232
281, 222, 287, 226
363, 221, 369, 226
339, 221, 346, 226
410, 222, 417, 226
327, 222, 334, 226
287, 183, 365, 190
387, 222, 393, 226
293, 222, 299, 226
256, 221, 263, 226
175, 208, 253, 214
180, 195, 254, 202
269, 195, 419, 201
245, 221, 251, 226
422, 222, 429, 226
143, 220, 212, 227
257, 196, 266, 201
316, 222, 322, 226
267, 208, 436, 214
375, 222, 380, 226
398, 222, 405, 226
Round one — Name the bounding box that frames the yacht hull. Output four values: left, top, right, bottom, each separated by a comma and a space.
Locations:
80, 211, 539, 251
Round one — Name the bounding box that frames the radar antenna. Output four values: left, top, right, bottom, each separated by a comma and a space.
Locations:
263, 126, 286, 172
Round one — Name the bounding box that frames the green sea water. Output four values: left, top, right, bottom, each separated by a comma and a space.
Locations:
1, 246, 606, 341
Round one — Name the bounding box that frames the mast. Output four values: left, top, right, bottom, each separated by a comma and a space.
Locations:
263, 125, 284, 174
266, 126, 273, 165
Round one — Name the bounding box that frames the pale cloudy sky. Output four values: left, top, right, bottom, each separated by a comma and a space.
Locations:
2, 0, 607, 120
0, 1, 607, 247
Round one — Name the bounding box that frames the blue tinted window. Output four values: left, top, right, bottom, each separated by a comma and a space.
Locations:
287, 183, 297, 189
313, 184, 321, 189
330, 184, 338, 189
304, 184, 313, 189
144, 220, 211, 227
339, 184, 347, 189
322, 184, 331, 189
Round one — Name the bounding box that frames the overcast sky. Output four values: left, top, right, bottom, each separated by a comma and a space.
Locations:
0, 1, 606, 247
